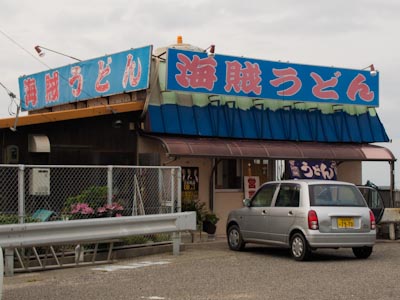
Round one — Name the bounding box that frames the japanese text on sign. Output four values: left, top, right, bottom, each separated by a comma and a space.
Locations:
166, 48, 379, 107
287, 160, 337, 180
19, 46, 152, 111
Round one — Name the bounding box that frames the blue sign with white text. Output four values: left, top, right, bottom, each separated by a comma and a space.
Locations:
19, 45, 152, 111
166, 48, 379, 107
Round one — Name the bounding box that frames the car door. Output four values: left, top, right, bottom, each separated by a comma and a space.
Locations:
241, 183, 279, 241
266, 183, 301, 244
357, 186, 385, 223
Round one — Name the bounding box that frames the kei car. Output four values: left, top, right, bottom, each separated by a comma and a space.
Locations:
226, 180, 376, 261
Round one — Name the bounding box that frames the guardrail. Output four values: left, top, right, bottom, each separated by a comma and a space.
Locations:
379, 208, 400, 240
0, 212, 196, 278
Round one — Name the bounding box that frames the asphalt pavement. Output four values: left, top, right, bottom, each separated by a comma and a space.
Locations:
3, 239, 400, 300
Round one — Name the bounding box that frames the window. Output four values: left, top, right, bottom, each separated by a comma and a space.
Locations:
251, 184, 277, 207
215, 159, 242, 189
309, 184, 366, 207
275, 184, 300, 207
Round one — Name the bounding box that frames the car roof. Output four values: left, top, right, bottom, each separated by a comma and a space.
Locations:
264, 179, 355, 186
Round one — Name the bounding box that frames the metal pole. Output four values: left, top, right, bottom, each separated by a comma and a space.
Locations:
171, 168, 181, 255
171, 168, 175, 213
390, 161, 395, 207
177, 167, 182, 213
107, 166, 113, 206
18, 165, 25, 224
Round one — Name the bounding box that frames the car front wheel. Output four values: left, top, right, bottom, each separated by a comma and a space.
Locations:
227, 225, 245, 251
352, 246, 373, 259
290, 233, 311, 261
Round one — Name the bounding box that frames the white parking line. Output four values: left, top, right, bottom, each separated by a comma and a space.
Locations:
92, 260, 171, 272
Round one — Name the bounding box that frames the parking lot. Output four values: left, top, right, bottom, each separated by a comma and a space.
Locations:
3, 239, 400, 300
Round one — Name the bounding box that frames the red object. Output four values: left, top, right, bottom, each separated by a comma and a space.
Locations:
369, 210, 376, 230
308, 210, 319, 230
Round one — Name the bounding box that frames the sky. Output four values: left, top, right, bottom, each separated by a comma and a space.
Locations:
1, 0, 400, 187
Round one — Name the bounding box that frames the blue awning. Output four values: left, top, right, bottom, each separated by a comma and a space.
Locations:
146, 103, 389, 143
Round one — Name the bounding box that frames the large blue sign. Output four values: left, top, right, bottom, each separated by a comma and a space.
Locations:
19, 45, 152, 111
166, 48, 379, 107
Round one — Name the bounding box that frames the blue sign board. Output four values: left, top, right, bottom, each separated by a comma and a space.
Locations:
287, 160, 337, 180
19, 45, 152, 111
166, 48, 379, 107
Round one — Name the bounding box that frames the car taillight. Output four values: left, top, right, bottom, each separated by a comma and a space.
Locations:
369, 210, 376, 230
308, 210, 319, 230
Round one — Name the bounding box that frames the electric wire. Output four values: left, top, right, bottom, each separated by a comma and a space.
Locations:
0, 27, 95, 103
0, 81, 20, 116
0, 28, 51, 69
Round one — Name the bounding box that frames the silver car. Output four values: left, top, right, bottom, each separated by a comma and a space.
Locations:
226, 180, 376, 261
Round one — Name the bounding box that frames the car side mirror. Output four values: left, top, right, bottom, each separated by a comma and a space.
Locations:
243, 198, 251, 207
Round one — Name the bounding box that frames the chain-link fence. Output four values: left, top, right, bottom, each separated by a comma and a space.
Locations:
0, 165, 181, 224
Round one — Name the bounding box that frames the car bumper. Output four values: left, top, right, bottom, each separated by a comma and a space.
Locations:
305, 231, 376, 248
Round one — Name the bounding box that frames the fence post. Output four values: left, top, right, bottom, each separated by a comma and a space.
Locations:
177, 167, 182, 213
107, 166, 113, 206
171, 168, 175, 214
18, 165, 25, 224
172, 167, 182, 255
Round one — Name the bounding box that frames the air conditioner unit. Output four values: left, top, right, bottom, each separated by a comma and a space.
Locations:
30, 168, 50, 196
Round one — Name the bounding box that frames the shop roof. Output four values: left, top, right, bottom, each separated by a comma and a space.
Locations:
0, 102, 144, 129
144, 135, 395, 162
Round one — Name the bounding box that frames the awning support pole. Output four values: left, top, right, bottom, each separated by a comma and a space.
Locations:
390, 161, 395, 208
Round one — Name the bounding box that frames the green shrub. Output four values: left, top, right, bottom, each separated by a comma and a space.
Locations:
64, 186, 108, 212
0, 214, 40, 225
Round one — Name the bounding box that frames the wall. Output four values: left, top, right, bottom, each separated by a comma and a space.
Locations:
337, 161, 362, 184
1, 112, 140, 165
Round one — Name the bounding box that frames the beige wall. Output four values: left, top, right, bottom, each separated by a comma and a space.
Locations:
337, 161, 362, 184
214, 191, 244, 235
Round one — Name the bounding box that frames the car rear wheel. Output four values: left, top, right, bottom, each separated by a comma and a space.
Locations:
290, 233, 311, 261
227, 225, 245, 251
352, 246, 373, 259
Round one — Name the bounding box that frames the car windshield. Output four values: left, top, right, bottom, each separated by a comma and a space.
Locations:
309, 184, 367, 207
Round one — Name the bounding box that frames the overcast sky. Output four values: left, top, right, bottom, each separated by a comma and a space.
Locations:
1, 0, 400, 186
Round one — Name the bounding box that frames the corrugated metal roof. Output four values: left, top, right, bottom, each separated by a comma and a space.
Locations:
144, 135, 395, 161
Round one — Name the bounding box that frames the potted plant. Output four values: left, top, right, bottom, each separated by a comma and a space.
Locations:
202, 212, 219, 235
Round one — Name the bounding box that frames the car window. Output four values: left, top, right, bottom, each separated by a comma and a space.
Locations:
251, 184, 277, 207
309, 184, 366, 207
358, 187, 384, 209
275, 184, 300, 207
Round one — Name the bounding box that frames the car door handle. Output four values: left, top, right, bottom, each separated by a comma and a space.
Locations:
262, 210, 268, 215
288, 211, 294, 216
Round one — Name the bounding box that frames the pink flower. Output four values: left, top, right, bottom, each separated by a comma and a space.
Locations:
97, 207, 106, 213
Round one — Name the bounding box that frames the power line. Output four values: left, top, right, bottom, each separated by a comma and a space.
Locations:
0, 80, 20, 116
0, 28, 51, 69
0, 28, 94, 102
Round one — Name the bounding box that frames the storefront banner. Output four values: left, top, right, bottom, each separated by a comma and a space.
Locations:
287, 160, 337, 180
244, 176, 260, 199
166, 48, 379, 107
182, 167, 199, 202
19, 45, 152, 111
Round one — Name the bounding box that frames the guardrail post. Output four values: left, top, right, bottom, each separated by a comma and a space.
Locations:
172, 232, 180, 255
18, 165, 25, 224
4, 248, 14, 277
107, 165, 113, 206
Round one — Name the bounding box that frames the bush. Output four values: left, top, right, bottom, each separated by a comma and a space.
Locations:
64, 186, 108, 213
0, 214, 40, 225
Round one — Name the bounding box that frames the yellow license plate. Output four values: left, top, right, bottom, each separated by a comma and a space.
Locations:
338, 217, 354, 228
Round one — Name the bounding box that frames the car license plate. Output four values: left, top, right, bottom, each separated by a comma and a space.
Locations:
338, 217, 354, 228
